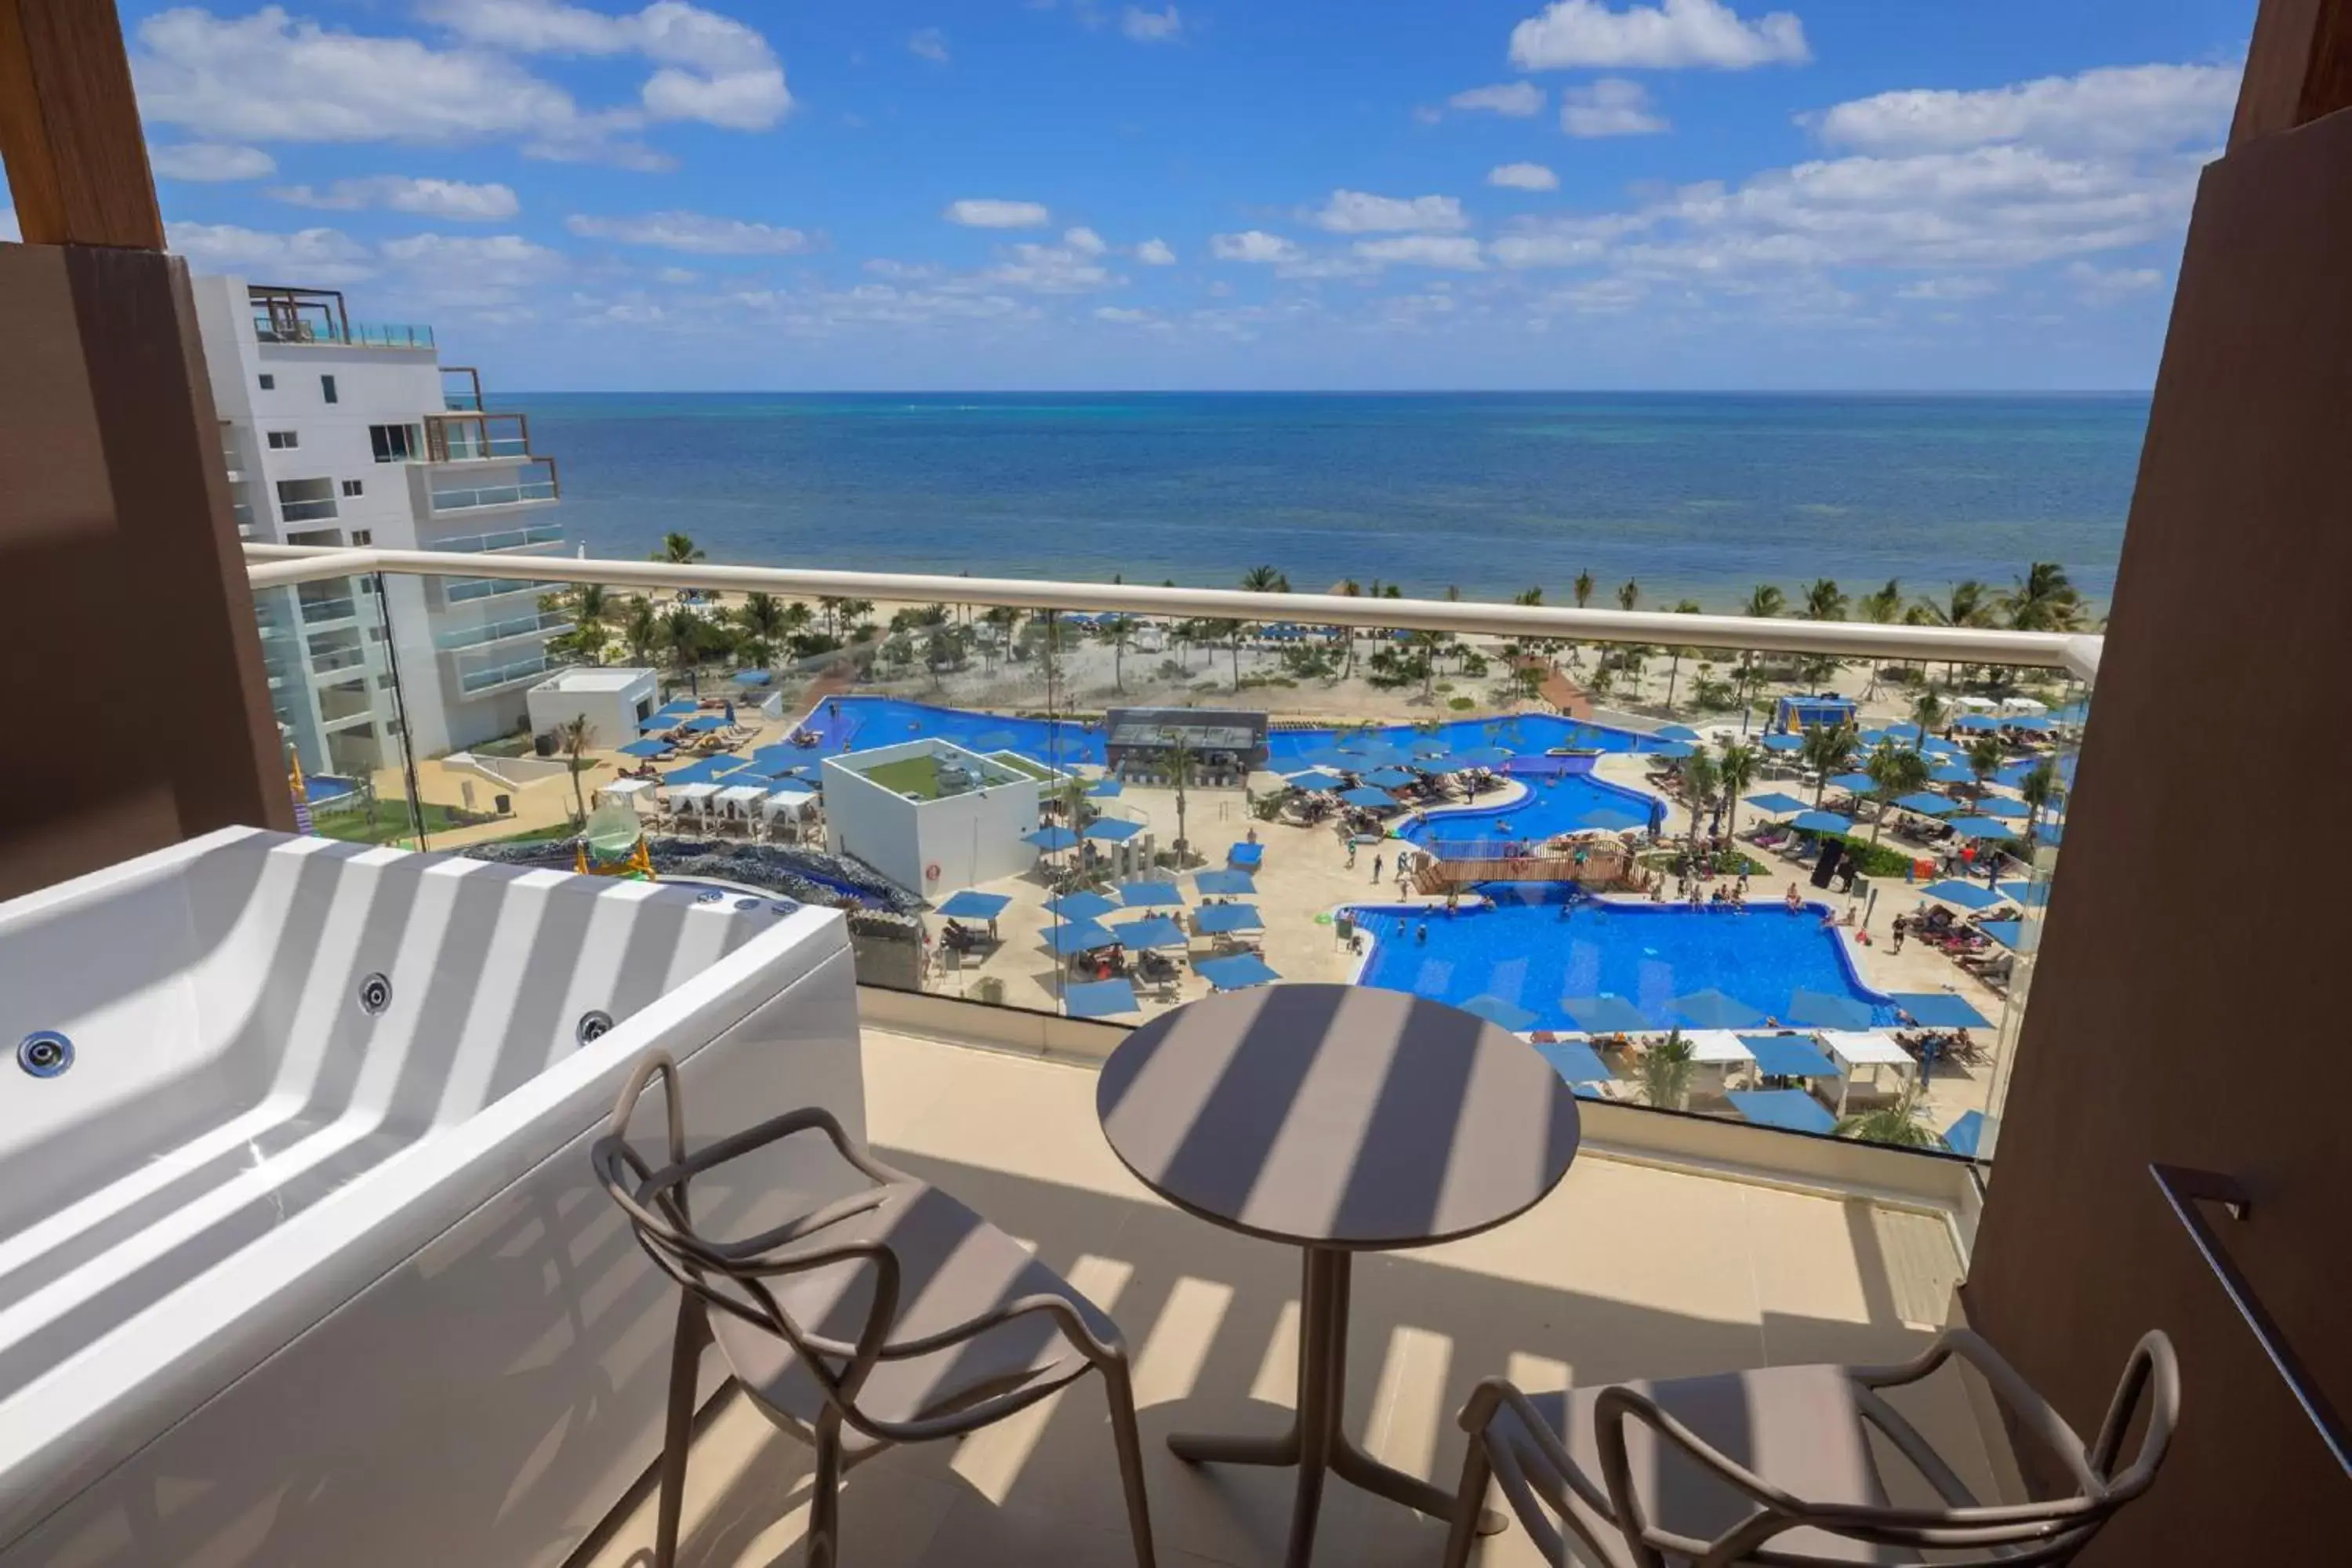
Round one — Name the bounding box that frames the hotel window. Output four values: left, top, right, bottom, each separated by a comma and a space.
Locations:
350, 528, 373, 545
369, 423, 420, 462
267, 430, 299, 449
341, 480, 364, 497
258, 373, 275, 390
321, 374, 339, 404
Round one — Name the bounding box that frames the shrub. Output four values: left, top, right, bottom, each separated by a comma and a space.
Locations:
971, 976, 1006, 1005
1447, 696, 1476, 711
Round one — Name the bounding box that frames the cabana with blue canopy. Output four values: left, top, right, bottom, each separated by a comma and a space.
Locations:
619, 738, 671, 758
1041, 920, 1118, 957
1195, 953, 1281, 991
1783, 989, 1875, 1030
1363, 766, 1419, 789
1827, 772, 1878, 795
1195, 902, 1264, 935
1083, 818, 1145, 843
1088, 777, 1123, 797
1062, 978, 1140, 1019
681, 714, 731, 733
1920, 879, 2005, 909
1287, 768, 1347, 792
1458, 994, 1538, 1031
1744, 791, 1810, 816
1944, 815, 2016, 839
1737, 1033, 1840, 1079
1562, 995, 1652, 1033
1109, 916, 1188, 949
1118, 879, 1187, 907
1726, 1089, 1838, 1134
1773, 695, 1857, 733
1044, 890, 1116, 921
1530, 1037, 1615, 1087
1788, 810, 1852, 834
1671, 989, 1766, 1029
1195, 868, 1257, 896
1979, 920, 2029, 950
1893, 791, 1955, 816
1892, 992, 1994, 1029
1023, 823, 1080, 852
766, 778, 817, 798
1942, 1109, 1989, 1157
1340, 786, 1399, 810
1654, 724, 1701, 742
936, 890, 1010, 920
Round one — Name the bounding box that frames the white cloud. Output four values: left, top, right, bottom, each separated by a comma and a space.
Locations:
1309, 190, 1469, 234
1094, 306, 1164, 325
1354, 235, 1486, 270
1487, 162, 1561, 191
1134, 237, 1177, 264
945, 198, 1051, 228
567, 210, 813, 254
1449, 82, 1544, 117
1064, 226, 1108, 254
150, 142, 275, 180
168, 220, 375, 283
1808, 64, 2238, 157
1211, 230, 1302, 263
1490, 228, 1610, 267
274, 175, 519, 220
423, 0, 791, 130
979, 241, 1119, 292
377, 233, 568, 306
2064, 260, 2165, 304
1896, 274, 1999, 300
1562, 78, 1668, 136
1122, 5, 1184, 42
655, 265, 699, 284
1509, 0, 1809, 72
908, 27, 949, 64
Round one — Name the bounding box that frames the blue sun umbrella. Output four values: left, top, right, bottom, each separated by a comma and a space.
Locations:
1892, 992, 1993, 1029
1973, 797, 2030, 819
1562, 995, 1653, 1033
1227, 842, 1265, 869
1894, 791, 1955, 816
1297, 746, 1356, 772
1088, 777, 1123, 797
1671, 989, 1767, 1029
1196, 953, 1281, 991
681, 714, 731, 733
1024, 824, 1080, 852
1195, 868, 1257, 896
1195, 902, 1264, 935
1458, 745, 1515, 769
936, 890, 1011, 921
1944, 816, 2015, 840
1727, 1089, 1838, 1135
1788, 810, 1851, 834
1919, 738, 1966, 757
1109, 915, 1189, 949
1759, 734, 1806, 753
1745, 791, 1811, 816
1044, 890, 1117, 921
1920, 880, 2004, 909
1341, 786, 1399, 810
1882, 723, 1925, 742
1410, 739, 1454, 758
1363, 766, 1419, 789
1062, 978, 1140, 1018
1041, 920, 1118, 956
1979, 920, 2029, 950
1996, 880, 2051, 909
1929, 764, 1975, 785
662, 759, 731, 786
1649, 742, 1696, 760
1782, 989, 1875, 1029
1942, 1109, 1990, 1157
1287, 768, 1347, 792
1459, 994, 1539, 1031
619, 738, 671, 758
1737, 1033, 1840, 1079
1654, 724, 1701, 742
1118, 880, 1187, 907
1531, 1037, 1615, 1085
1083, 818, 1145, 843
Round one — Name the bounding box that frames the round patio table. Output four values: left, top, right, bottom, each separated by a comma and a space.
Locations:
1096, 983, 1581, 1565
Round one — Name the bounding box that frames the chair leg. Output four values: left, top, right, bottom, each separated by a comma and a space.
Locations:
654, 1294, 709, 1568
1440, 1439, 1494, 1568
1102, 1359, 1160, 1568
808, 1422, 844, 1568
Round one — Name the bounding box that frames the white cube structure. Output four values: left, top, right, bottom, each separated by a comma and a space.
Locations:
822, 740, 1041, 897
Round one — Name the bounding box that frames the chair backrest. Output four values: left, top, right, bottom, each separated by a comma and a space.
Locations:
1598, 1330, 2180, 1568
590, 1051, 904, 1439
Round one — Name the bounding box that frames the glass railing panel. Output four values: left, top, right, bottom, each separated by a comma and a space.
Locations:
429, 480, 558, 513
279, 498, 339, 524
299, 596, 358, 623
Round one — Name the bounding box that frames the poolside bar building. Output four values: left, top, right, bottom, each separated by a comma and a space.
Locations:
1104, 706, 1269, 785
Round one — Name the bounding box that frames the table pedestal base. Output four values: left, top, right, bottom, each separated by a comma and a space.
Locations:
1169, 1247, 1506, 1566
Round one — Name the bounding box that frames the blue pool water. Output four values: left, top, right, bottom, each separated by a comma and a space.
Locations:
1351, 887, 1897, 1033
802, 695, 1106, 768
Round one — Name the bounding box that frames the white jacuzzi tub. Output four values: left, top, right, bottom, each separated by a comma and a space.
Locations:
0, 828, 866, 1566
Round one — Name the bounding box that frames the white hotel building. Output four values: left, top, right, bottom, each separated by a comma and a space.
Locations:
193, 278, 571, 778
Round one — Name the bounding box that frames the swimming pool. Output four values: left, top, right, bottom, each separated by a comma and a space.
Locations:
1390, 762, 1665, 851
801, 695, 1107, 768
1350, 886, 1898, 1033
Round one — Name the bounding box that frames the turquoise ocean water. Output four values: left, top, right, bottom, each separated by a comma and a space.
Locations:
510, 392, 2146, 610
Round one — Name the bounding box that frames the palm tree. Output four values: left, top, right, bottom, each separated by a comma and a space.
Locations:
1512, 586, 1542, 606
979, 604, 1018, 670
1406, 629, 1446, 702
1965, 735, 2005, 797
1853, 577, 1902, 696
1716, 741, 1759, 839
1864, 745, 1931, 844
1101, 613, 1133, 691
2018, 757, 2060, 843
1616, 579, 1640, 612
735, 592, 788, 663
557, 714, 596, 826
1681, 748, 1721, 858
1638, 1028, 1697, 1112
1661, 599, 1702, 710
1909, 689, 1948, 749
562, 583, 610, 664
1801, 578, 1848, 622
661, 604, 703, 688
1800, 720, 1860, 806
1240, 564, 1290, 594
650, 532, 704, 566
1737, 584, 1784, 709
1837, 1084, 1936, 1147
1911, 579, 1995, 686
622, 596, 659, 667
2002, 561, 2087, 631
1573, 569, 1595, 609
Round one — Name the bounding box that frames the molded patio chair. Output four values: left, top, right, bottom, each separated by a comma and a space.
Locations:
1442, 1327, 2175, 1567
595, 1052, 1159, 1568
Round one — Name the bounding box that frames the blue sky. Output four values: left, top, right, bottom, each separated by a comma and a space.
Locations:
38, 0, 2258, 390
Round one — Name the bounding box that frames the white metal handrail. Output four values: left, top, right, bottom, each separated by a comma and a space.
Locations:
242, 543, 2102, 676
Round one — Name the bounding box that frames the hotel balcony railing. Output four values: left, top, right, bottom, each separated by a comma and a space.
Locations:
296, 595, 359, 625
434, 609, 573, 652
445, 575, 568, 604
252, 317, 434, 349
310, 647, 369, 675
243, 542, 2098, 1171
428, 462, 559, 514
426, 413, 535, 464
278, 497, 339, 524
433, 524, 566, 554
